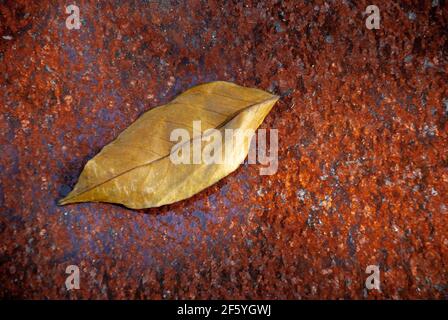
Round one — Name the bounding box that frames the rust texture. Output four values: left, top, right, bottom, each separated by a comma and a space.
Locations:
0, 0, 447, 299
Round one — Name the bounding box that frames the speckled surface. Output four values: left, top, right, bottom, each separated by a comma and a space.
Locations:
1, 0, 447, 299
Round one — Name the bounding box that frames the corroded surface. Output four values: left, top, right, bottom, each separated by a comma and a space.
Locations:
1, 0, 447, 299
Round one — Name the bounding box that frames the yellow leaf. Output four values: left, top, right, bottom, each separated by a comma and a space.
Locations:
59, 81, 279, 209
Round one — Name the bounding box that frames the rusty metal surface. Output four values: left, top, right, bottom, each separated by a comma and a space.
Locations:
0, 0, 447, 299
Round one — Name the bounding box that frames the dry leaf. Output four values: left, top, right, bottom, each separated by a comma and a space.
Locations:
59, 81, 279, 209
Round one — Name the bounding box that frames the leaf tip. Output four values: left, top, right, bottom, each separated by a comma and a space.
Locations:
57, 198, 69, 206
58, 193, 75, 206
